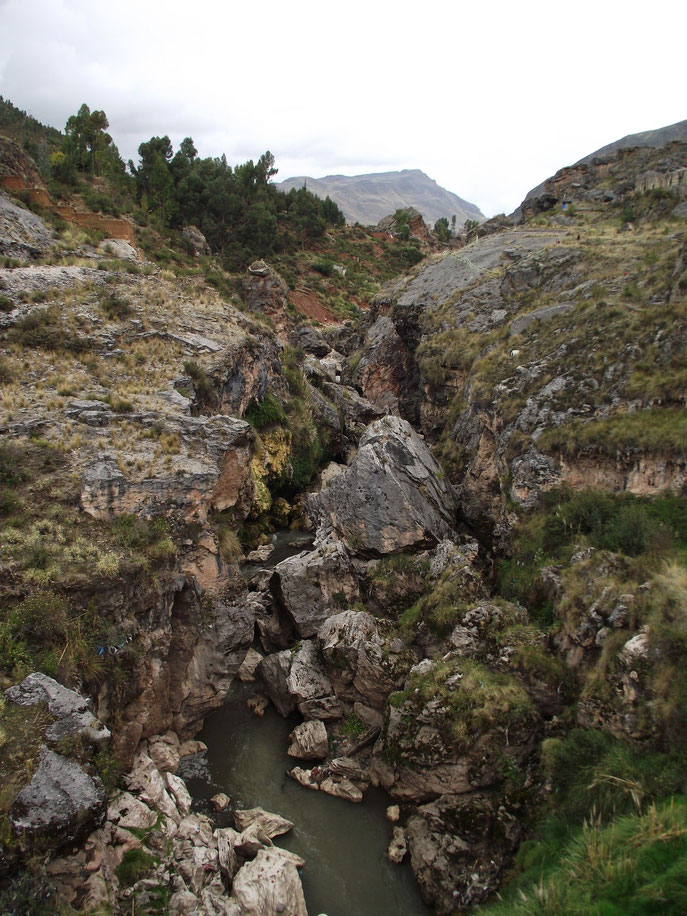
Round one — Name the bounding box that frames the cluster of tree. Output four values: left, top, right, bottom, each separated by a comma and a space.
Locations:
0, 96, 62, 176
40, 102, 346, 268
128, 136, 345, 268
49, 103, 127, 186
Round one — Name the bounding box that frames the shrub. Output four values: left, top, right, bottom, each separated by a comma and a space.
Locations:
183, 360, 218, 411
115, 847, 157, 887
101, 293, 132, 320
244, 390, 285, 430
106, 394, 134, 413
8, 307, 91, 354
341, 714, 365, 737
312, 258, 334, 276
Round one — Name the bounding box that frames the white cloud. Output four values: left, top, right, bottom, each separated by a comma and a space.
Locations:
0, 0, 684, 216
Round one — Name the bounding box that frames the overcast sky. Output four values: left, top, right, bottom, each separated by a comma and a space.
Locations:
0, 0, 685, 217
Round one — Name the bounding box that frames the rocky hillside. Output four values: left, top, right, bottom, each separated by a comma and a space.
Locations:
0, 114, 686, 916
523, 116, 687, 207
278, 169, 485, 228
576, 116, 687, 164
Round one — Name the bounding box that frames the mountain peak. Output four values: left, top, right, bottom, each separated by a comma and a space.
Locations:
278, 170, 484, 227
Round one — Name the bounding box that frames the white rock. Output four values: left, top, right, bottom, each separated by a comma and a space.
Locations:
231, 848, 307, 916
287, 720, 329, 760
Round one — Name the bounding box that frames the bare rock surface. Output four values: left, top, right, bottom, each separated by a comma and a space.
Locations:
233, 807, 294, 839
352, 315, 418, 416
287, 720, 329, 760
270, 538, 360, 638
0, 264, 109, 303
81, 415, 254, 523
0, 191, 55, 258
256, 650, 296, 717
5, 672, 110, 747
387, 826, 408, 863
318, 610, 412, 709
286, 639, 334, 707
10, 748, 106, 848
407, 793, 522, 913
308, 416, 456, 555
230, 847, 308, 916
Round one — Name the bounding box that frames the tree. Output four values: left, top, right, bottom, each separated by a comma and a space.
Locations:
434, 216, 451, 242
255, 150, 277, 185
170, 136, 198, 184
130, 136, 174, 210
321, 195, 345, 227
63, 103, 115, 176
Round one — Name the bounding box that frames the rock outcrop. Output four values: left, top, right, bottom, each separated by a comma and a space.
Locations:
5, 672, 111, 748
407, 793, 522, 912
10, 748, 107, 849
270, 538, 360, 638
0, 190, 55, 258
308, 416, 456, 556
352, 315, 420, 419
81, 416, 255, 524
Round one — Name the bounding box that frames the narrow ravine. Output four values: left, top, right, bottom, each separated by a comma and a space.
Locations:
182, 684, 430, 916
182, 529, 431, 915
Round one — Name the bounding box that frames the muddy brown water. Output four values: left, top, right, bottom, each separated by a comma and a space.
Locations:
181, 684, 431, 916
181, 529, 431, 916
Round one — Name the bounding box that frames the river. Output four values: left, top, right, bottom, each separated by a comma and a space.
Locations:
180, 529, 431, 916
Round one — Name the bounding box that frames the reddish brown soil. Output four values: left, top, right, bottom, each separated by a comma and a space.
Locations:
289, 289, 342, 324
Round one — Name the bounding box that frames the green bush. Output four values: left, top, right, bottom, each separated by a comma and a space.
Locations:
312, 258, 334, 276
115, 847, 157, 887
498, 490, 686, 620
183, 359, 218, 411
487, 797, 687, 915
244, 390, 285, 430
101, 292, 132, 320
486, 730, 687, 914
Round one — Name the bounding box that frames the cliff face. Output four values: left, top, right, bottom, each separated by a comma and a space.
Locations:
353, 141, 687, 544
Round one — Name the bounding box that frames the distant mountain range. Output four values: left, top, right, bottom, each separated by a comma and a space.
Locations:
277, 169, 485, 228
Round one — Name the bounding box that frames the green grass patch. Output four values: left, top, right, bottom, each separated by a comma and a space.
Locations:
486, 729, 687, 914
244, 390, 286, 430
498, 489, 687, 620
115, 846, 157, 887
539, 409, 687, 459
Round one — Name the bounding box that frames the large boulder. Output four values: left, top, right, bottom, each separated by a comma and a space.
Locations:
317, 611, 412, 710
307, 416, 456, 556
270, 538, 360, 638
10, 748, 106, 849
256, 641, 342, 721
230, 847, 307, 916
407, 793, 522, 913
5, 672, 110, 748
256, 650, 296, 717
287, 720, 329, 760
233, 807, 293, 839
